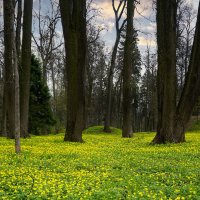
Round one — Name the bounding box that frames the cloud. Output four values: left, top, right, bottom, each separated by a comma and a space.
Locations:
94, 0, 154, 20
138, 36, 157, 47
140, 22, 156, 33
93, 1, 115, 20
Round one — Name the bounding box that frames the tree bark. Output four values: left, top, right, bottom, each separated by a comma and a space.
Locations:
4, 0, 21, 153
3, 0, 15, 139
174, 2, 200, 142
13, 39, 21, 154
104, 0, 127, 133
60, 0, 86, 142
152, 0, 177, 144
20, 0, 33, 138
1, 85, 7, 137
122, 0, 134, 138
104, 34, 120, 132
16, 0, 22, 61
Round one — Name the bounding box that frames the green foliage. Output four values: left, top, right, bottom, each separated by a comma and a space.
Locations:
29, 55, 56, 135
0, 127, 199, 199
84, 126, 121, 135
188, 119, 200, 133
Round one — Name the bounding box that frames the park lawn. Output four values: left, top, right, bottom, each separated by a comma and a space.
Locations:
0, 126, 199, 200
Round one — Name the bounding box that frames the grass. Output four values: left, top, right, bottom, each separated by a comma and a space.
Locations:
0, 126, 199, 199
188, 119, 200, 133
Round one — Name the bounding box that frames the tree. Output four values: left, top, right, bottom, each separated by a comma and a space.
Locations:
29, 55, 56, 135
59, 0, 87, 142
104, 0, 127, 132
20, 0, 33, 138
32, 0, 62, 85
3, 0, 21, 153
85, 1, 104, 128
152, 0, 177, 144
16, 0, 22, 60
112, 22, 141, 131
0, 23, 5, 136
86, 39, 108, 126
139, 47, 157, 132
176, 0, 196, 98
153, 0, 200, 143
174, 1, 200, 141
122, 0, 135, 137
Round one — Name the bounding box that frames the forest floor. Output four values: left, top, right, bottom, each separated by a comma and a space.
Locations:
0, 126, 199, 200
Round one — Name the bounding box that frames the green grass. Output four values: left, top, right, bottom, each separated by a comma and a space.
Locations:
188, 119, 200, 133
0, 126, 199, 199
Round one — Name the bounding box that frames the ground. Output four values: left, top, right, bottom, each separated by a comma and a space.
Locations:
0, 126, 199, 199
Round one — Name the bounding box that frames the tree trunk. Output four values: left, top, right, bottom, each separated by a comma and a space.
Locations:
1, 85, 7, 137
4, 0, 21, 153
0, 81, 3, 136
13, 39, 21, 154
152, 0, 177, 144
174, 2, 200, 142
20, 0, 33, 138
103, 0, 126, 132
16, 0, 22, 61
4, 0, 15, 139
104, 34, 120, 132
42, 61, 48, 85
60, 0, 86, 142
122, 0, 134, 138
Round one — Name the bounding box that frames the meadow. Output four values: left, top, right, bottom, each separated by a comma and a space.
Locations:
0, 126, 199, 200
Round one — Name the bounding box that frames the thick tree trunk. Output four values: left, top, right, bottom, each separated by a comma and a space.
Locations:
4, 0, 15, 139
4, 0, 21, 153
0, 81, 3, 136
152, 0, 177, 144
20, 0, 33, 138
122, 0, 134, 138
174, 2, 200, 142
60, 0, 86, 142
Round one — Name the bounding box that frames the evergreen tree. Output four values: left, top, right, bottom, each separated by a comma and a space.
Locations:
29, 55, 56, 135
114, 25, 141, 131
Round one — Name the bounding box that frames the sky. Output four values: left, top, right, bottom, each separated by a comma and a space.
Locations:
0, 0, 199, 54
92, 0, 199, 53
94, 0, 156, 49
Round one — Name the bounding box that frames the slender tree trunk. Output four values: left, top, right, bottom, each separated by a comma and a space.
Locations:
152, 0, 177, 144
16, 0, 22, 61
1, 64, 6, 136
51, 63, 56, 115
104, 34, 120, 132
13, 40, 21, 153
60, 0, 86, 142
20, 0, 33, 138
104, 0, 127, 132
174, 2, 200, 142
122, 0, 134, 138
51, 64, 60, 133
42, 61, 48, 85
1, 85, 7, 137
